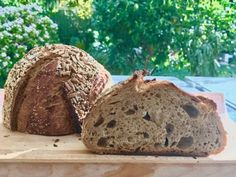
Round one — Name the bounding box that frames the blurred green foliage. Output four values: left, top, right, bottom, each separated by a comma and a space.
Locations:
1, 0, 93, 18
92, 0, 236, 76
0, 0, 236, 88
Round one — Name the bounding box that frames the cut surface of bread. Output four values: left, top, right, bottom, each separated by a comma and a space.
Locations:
3, 44, 112, 135
82, 71, 226, 156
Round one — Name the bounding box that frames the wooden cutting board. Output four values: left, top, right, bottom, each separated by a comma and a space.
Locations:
0, 89, 236, 177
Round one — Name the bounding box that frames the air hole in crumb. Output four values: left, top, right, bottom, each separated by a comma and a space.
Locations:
154, 143, 161, 148
94, 116, 104, 127
125, 109, 135, 115
166, 123, 174, 134
170, 142, 177, 147
215, 138, 219, 144
155, 94, 161, 98
107, 120, 116, 128
109, 144, 114, 147
135, 147, 141, 152
143, 112, 151, 121
164, 138, 169, 147
142, 93, 148, 97
133, 105, 138, 110
109, 101, 120, 105
177, 136, 193, 149
182, 104, 199, 118
127, 136, 133, 142
177, 112, 181, 117
110, 112, 116, 115
97, 137, 108, 147
143, 132, 149, 138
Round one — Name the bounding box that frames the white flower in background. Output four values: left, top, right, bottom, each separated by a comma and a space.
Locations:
37, 18, 42, 23
93, 41, 101, 47
93, 31, 99, 38
133, 47, 142, 56
215, 32, 222, 38
16, 18, 24, 25
15, 53, 20, 58
15, 34, 23, 40
225, 7, 231, 12
35, 30, 40, 36
0, 3, 58, 77
2, 31, 10, 36
44, 31, 49, 39
199, 25, 205, 32
30, 24, 36, 29
18, 4, 25, 11
3, 21, 13, 29
1, 46, 7, 52
21, 4, 30, 11
51, 23, 58, 29
24, 26, 30, 33
190, 29, 195, 34
39, 37, 44, 42
0, 7, 4, 16
2, 61, 8, 67
41, 16, 51, 23
1, 53, 7, 58
24, 25, 36, 33
23, 33, 28, 38
30, 3, 43, 13
232, 24, 236, 30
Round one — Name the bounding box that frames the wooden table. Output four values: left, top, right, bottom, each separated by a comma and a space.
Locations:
0, 76, 236, 177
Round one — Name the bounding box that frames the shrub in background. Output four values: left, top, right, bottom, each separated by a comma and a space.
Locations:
0, 3, 59, 87
92, 0, 236, 76
1, 0, 94, 49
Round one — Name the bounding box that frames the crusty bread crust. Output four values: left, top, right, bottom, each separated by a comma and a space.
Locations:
3, 44, 112, 135
82, 71, 226, 156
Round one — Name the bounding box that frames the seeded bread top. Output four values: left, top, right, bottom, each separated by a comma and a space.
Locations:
3, 44, 112, 130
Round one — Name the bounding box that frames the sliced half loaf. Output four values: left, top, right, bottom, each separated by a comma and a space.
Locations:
82, 71, 226, 156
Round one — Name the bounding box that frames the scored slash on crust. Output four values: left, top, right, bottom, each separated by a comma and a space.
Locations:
3, 44, 112, 136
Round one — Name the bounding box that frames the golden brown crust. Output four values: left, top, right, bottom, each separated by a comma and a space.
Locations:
196, 96, 217, 110
3, 44, 112, 135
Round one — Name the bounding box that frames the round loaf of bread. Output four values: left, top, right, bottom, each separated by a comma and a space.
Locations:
3, 44, 112, 136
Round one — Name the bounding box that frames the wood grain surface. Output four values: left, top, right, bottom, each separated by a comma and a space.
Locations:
0, 89, 236, 177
